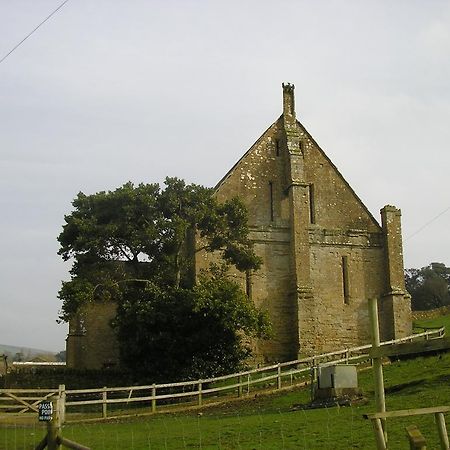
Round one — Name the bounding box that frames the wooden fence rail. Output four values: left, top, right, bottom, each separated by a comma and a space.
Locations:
0, 326, 445, 421
364, 406, 450, 450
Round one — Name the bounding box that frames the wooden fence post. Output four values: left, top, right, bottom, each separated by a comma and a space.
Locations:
371, 418, 387, 450
101, 387, 107, 418
369, 297, 387, 443
277, 363, 281, 389
405, 425, 426, 450
58, 384, 66, 425
238, 375, 242, 397
435, 412, 450, 450
198, 380, 202, 406
152, 384, 156, 412
47, 395, 61, 450
310, 366, 317, 402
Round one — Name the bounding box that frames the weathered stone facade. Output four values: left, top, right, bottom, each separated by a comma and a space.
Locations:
66, 83, 412, 368
196, 83, 411, 362
66, 302, 119, 370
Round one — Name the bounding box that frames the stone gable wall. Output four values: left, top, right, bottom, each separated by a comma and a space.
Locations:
299, 125, 381, 233
205, 106, 411, 360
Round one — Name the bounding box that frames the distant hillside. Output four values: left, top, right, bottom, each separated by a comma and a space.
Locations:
0, 344, 56, 360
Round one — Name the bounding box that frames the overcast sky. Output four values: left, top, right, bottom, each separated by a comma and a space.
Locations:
1, 0, 449, 351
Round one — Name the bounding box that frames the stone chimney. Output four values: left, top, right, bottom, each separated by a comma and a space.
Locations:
282, 82, 296, 121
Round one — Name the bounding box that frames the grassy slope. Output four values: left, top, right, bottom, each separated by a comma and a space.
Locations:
414, 313, 450, 335
2, 316, 450, 449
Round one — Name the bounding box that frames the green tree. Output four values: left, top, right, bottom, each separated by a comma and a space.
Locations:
116, 267, 269, 381
58, 178, 268, 380
405, 262, 450, 310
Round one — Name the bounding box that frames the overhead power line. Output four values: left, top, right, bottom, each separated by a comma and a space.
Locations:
0, 0, 71, 65
406, 205, 450, 240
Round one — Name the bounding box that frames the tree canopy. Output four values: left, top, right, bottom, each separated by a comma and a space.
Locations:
58, 178, 269, 380
405, 262, 450, 311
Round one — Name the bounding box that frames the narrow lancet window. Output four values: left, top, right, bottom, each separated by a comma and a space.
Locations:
275, 139, 280, 156
269, 181, 274, 222
309, 184, 315, 224
342, 256, 350, 304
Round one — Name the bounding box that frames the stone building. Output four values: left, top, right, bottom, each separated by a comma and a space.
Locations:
66, 83, 412, 368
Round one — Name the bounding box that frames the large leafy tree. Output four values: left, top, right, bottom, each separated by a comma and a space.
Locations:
116, 268, 270, 380
405, 262, 450, 311
58, 178, 268, 380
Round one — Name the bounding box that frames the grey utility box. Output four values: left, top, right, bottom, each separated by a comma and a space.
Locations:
315, 364, 359, 400
318, 365, 358, 389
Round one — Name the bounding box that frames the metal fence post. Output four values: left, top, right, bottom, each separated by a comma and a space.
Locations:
277, 363, 282, 389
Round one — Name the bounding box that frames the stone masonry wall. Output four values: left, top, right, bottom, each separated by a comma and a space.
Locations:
412, 305, 450, 321
198, 121, 300, 362
306, 245, 385, 353
66, 302, 119, 370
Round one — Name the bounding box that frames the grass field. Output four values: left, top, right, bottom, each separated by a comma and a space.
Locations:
414, 313, 450, 335
2, 315, 450, 449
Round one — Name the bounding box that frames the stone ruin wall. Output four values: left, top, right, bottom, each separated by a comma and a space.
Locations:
412, 305, 450, 321
66, 302, 119, 370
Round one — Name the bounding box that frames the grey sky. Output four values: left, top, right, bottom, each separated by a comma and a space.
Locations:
1, 0, 449, 351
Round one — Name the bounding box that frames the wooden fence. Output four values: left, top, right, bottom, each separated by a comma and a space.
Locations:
0, 385, 63, 414
364, 405, 450, 449
0, 327, 445, 421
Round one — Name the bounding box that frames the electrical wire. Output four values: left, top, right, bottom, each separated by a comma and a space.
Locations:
406, 205, 450, 240
0, 0, 71, 66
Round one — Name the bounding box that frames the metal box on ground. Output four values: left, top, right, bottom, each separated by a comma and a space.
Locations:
315, 364, 360, 400
318, 364, 358, 389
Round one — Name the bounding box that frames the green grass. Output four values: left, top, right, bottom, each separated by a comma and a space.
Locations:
2, 350, 450, 449
414, 313, 450, 335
